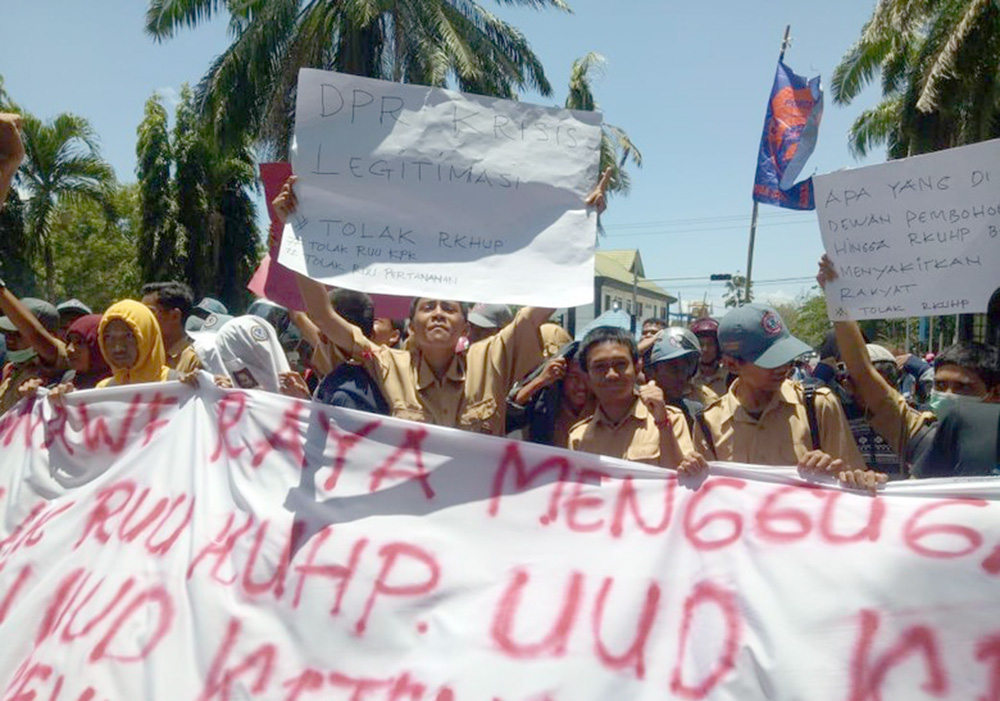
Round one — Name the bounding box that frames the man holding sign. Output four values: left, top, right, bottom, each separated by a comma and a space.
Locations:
274, 169, 611, 436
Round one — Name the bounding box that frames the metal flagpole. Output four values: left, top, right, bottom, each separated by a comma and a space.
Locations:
745, 25, 792, 304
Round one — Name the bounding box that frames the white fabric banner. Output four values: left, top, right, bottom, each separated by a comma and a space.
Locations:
815, 138, 1000, 320
2, 384, 1000, 700
278, 68, 603, 307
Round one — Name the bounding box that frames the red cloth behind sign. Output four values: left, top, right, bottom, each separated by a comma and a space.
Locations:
248, 163, 411, 319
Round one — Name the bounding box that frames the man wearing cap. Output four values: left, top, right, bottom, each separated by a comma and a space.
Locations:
56, 299, 93, 335
690, 317, 730, 398
0, 280, 70, 415
193, 296, 229, 319
695, 303, 866, 472
141, 281, 202, 373
645, 327, 716, 433
467, 303, 514, 345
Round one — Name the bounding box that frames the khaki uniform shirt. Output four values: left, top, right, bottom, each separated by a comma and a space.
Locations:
686, 381, 718, 406
865, 388, 935, 458
540, 323, 572, 360
695, 378, 866, 469
569, 399, 694, 468
0, 344, 70, 416
339, 308, 543, 435
166, 336, 202, 373
694, 365, 729, 398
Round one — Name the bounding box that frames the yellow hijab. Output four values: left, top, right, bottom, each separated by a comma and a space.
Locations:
96, 300, 172, 387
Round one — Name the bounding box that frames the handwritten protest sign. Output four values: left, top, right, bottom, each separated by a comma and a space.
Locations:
277, 68, 603, 307
3, 386, 1000, 699
249, 162, 412, 318
815, 138, 1000, 320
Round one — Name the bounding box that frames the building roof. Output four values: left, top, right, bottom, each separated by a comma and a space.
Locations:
595, 250, 675, 303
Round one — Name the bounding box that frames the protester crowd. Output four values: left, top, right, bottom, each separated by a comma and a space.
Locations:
2, 113, 998, 484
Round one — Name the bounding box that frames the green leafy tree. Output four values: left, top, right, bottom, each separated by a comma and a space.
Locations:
144, 0, 569, 156
832, 0, 1000, 158
17, 112, 116, 299
136, 94, 180, 281
47, 184, 142, 310
564, 52, 641, 199
788, 290, 830, 349
723, 274, 752, 308
136, 87, 262, 311
0, 189, 34, 295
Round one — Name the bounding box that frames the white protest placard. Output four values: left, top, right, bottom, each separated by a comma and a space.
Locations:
277, 68, 603, 307
814, 138, 1000, 320
4, 385, 1000, 699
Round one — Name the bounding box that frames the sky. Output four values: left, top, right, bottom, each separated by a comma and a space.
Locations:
0, 0, 883, 315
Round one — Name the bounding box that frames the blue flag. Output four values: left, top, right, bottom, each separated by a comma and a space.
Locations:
752, 59, 823, 210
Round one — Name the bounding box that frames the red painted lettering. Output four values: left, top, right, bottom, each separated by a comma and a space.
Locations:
847, 609, 948, 701
198, 618, 277, 700
903, 499, 987, 559
210, 392, 248, 462
977, 633, 1000, 701
491, 569, 583, 658
356, 542, 441, 634
89, 585, 173, 662
252, 404, 305, 469
73, 482, 135, 549
319, 413, 381, 492
670, 581, 743, 700
682, 478, 747, 551
292, 528, 368, 614
0, 564, 32, 625
488, 443, 570, 525
753, 485, 814, 543
609, 475, 676, 538
187, 513, 255, 585
591, 576, 660, 679
564, 470, 609, 533
819, 491, 885, 544
369, 427, 435, 499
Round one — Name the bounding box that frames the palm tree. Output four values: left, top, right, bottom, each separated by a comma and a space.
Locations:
832, 0, 1000, 159
136, 94, 180, 282
17, 113, 116, 299
136, 87, 261, 311
564, 52, 641, 199
144, 0, 570, 157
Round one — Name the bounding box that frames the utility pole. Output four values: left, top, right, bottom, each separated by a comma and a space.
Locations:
745, 25, 792, 304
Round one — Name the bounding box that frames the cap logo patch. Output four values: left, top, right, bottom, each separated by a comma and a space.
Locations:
251, 324, 269, 342
668, 336, 681, 348
761, 311, 783, 337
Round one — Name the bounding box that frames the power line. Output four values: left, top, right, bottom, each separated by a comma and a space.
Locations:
604, 210, 813, 231
604, 218, 815, 238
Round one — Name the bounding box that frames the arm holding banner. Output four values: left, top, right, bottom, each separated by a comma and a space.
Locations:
0, 285, 67, 367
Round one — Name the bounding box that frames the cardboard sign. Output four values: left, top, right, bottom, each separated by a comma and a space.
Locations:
278, 68, 603, 307
248, 162, 412, 319
3, 386, 1000, 699
815, 138, 1000, 320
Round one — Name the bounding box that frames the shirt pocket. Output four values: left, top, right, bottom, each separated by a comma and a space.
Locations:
458, 397, 498, 435
392, 405, 428, 424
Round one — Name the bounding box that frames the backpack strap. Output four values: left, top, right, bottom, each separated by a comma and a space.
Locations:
694, 408, 717, 460
803, 385, 821, 451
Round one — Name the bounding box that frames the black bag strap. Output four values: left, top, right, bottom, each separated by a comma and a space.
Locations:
803, 385, 821, 451
695, 409, 717, 459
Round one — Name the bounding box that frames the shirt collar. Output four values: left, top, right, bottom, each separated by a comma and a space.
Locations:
593, 396, 647, 430
726, 378, 796, 423
415, 350, 465, 390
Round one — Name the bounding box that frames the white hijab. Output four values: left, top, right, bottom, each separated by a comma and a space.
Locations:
214, 315, 290, 393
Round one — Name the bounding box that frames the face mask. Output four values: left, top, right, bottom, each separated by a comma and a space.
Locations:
6, 348, 38, 365
929, 389, 985, 413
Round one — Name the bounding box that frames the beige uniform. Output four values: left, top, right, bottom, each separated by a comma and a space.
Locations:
695, 379, 866, 469
166, 336, 202, 373
865, 387, 936, 459
336, 307, 543, 435
569, 399, 694, 468
694, 365, 729, 398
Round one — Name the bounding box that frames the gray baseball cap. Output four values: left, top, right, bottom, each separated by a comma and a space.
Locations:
718, 303, 811, 369
468, 303, 513, 329
0, 298, 60, 334
194, 296, 229, 318
648, 327, 700, 366
57, 298, 93, 316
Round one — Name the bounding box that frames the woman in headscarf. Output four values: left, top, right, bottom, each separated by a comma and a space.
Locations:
65, 314, 111, 389
97, 300, 172, 388
188, 315, 309, 398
